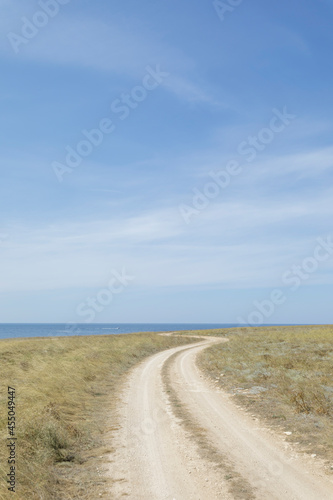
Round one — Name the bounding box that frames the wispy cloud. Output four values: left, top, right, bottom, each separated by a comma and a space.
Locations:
1, 12, 219, 106
162, 75, 226, 106
2, 0, 333, 323
2, 183, 333, 294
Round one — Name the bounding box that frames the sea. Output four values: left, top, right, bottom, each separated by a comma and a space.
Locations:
0, 323, 239, 340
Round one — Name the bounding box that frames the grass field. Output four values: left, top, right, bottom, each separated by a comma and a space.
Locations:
0, 332, 199, 499
198, 325, 333, 465
1, 326, 332, 498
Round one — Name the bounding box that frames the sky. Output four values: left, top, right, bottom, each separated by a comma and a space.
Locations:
0, 0, 333, 325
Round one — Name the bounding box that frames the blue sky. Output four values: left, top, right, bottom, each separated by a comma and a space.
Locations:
0, 0, 333, 324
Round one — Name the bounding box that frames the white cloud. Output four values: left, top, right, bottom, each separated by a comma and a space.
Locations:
162, 75, 225, 106
2, 186, 333, 294
1, 12, 218, 105
253, 147, 333, 178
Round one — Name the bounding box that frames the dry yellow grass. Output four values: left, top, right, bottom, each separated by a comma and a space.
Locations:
198, 325, 333, 464
0, 332, 198, 499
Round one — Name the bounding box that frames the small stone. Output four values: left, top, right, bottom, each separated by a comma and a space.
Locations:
284, 431, 292, 436
311, 454, 317, 458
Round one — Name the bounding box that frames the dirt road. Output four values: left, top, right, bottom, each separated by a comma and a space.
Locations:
108, 336, 333, 499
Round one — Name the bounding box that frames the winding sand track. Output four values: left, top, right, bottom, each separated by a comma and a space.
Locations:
108, 336, 333, 499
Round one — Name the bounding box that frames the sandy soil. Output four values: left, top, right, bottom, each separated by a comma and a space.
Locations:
108, 336, 333, 499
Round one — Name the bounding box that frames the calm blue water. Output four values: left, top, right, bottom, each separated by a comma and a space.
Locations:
0, 323, 239, 340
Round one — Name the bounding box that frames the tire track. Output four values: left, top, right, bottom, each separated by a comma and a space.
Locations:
108, 335, 333, 499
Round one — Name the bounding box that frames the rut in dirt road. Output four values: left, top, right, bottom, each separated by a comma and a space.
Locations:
108, 336, 333, 499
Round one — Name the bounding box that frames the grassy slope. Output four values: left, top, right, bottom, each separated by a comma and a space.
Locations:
198, 325, 333, 465
0, 332, 199, 500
